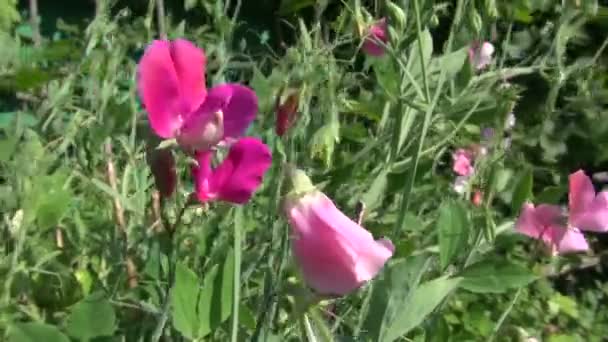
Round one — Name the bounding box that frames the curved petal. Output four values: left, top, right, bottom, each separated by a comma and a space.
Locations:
137, 39, 207, 138
553, 227, 589, 254
286, 191, 393, 295
198, 84, 258, 140
569, 170, 595, 218
193, 137, 271, 204
137, 40, 181, 137
169, 39, 207, 116
515, 203, 564, 247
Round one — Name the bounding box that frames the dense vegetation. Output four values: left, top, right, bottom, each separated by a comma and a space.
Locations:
1, 0, 608, 341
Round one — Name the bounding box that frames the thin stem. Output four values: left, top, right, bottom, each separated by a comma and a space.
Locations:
155, 0, 167, 40
392, 0, 465, 238
412, 0, 430, 101
487, 288, 522, 342
104, 139, 138, 289
29, 0, 41, 47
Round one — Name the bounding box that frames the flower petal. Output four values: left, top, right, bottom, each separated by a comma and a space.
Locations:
285, 191, 393, 295
197, 84, 258, 140
553, 227, 589, 254
137, 40, 181, 137
137, 39, 207, 138
193, 137, 271, 204
569, 170, 608, 231
169, 39, 207, 115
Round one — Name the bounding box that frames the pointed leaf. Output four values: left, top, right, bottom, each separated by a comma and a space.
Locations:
438, 200, 470, 269
171, 263, 200, 339
8, 322, 69, 342
65, 293, 116, 340
459, 259, 537, 294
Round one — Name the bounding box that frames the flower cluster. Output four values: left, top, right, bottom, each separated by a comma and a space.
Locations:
138, 39, 272, 204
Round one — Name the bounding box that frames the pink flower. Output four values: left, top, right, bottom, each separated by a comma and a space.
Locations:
137, 39, 257, 152
515, 170, 608, 254
569, 170, 608, 232
516, 203, 589, 255
472, 190, 483, 207
193, 138, 271, 204
468, 41, 494, 70
284, 168, 394, 295
452, 149, 475, 177
362, 18, 388, 57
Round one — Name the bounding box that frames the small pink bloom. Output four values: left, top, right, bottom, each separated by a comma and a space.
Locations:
362, 18, 388, 57
472, 190, 483, 207
193, 137, 271, 204
468, 41, 494, 70
137, 39, 257, 151
452, 149, 475, 177
275, 89, 299, 137
284, 169, 394, 295
569, 170, 608, 232
515, 203, 589, 255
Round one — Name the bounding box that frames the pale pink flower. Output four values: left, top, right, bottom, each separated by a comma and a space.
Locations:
469, 41, 494, 70
569, 170, 608, 232
515, 203, 589, 255
452, 149, 475, 177
137, 39, 257, 152
284, 169, 394, 295
515, 169, 608, 254
362, 18, 388, 57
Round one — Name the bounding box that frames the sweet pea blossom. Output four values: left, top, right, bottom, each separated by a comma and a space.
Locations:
283, 168, 394, 295
362, 18, 388, 57
137, 39, 257, 152
452, 148, 475, 177
469, 41, 494, 70
137, 39, 272, 204
515, 170, 608, 254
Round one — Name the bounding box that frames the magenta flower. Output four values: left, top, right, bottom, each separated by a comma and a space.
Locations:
283, 168, 394, 295
515, 170, 608, 254
515, 203, 589, 255
193, 138, 271, 204
569, 170, 608, 232
137, 39, 257, 152
362, 18, 388, 57
468, 41, 494, 70
452, 148, 475, 177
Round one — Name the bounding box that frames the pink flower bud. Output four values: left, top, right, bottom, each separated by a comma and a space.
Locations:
275, 89, 299, 137
362, 18, 388, 57
283, 168, 394, 295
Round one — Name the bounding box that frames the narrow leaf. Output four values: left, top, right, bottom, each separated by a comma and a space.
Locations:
438, 201, 470, 269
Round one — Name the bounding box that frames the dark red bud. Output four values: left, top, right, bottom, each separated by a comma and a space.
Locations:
149, 148, 177, 198
275, 90, 299, 137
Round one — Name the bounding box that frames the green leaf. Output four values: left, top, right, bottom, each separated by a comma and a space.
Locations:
171, 263, 200, 339
361, 256, 430, 341
438, 200, 470, 269
0, 134, 18, 162
408, 29, 433, 77
437, 47, 468, 78
198, 250, 235, 337
511, 168, 533, 213
362, 168, 389, 212
8, 322, 70, 342
384, 276, 461, 341
0, 111, 38, 129
184, 0, 198, 10
279, 0, 316, 15
65, 293, 116, 340
35, 171, 72, 229
373, 56, 400, 98
459, 259, 537, 294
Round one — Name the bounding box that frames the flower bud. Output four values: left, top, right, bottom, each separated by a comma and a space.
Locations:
275, 89, 300, 137
149, 147, 177, 198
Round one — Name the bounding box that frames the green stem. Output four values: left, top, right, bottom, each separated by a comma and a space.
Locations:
231, 207, 243, 342
392, 0, 465, 238
413, 0, 430, 102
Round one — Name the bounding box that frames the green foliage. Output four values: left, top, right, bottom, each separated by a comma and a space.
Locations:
1, 0, 608, 340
